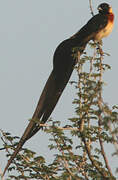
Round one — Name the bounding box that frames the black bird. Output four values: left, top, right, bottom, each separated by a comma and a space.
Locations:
3, 3, 114, 176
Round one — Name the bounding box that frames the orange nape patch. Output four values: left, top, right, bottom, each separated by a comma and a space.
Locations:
107, 13, 114, 23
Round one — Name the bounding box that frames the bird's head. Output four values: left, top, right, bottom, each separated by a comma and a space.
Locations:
97, 3, 112, 14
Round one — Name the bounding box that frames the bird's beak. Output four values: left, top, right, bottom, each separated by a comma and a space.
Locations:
97, 6, 102, 11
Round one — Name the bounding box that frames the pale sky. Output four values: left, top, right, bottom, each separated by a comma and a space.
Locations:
0, 0, 118, 178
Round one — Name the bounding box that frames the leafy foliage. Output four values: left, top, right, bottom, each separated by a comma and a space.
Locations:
1, 42, 118, 180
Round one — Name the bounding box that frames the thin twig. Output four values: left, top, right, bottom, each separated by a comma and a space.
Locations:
0, 167, 4, 180
66, 143, 89, 179
39, 123, 80, 131
77, 51, 84, 132
108, 121, 118, 152
97, 53, 113, 177
99, 100, 118, 153
82, 136, 108, 177
89, 46, 96, 77
55, 138, 75, 178
89, 0, 94, 16
0, 130, 27, 177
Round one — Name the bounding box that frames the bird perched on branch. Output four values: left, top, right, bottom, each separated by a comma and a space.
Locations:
3, 3, 114, 176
